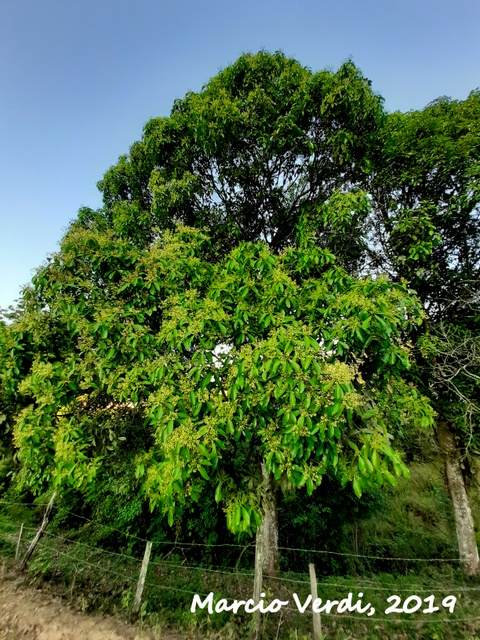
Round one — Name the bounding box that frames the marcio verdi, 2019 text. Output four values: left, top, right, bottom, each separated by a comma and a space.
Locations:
190, 592, 457, 616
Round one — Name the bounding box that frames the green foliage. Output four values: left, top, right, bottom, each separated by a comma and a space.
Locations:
358, 462, 459, 567
418, 325, 480, 455
95, 51, 383, 256
297, 189, 371, 272
370, 90, 480, 323
369, 89, 480, 469
2, 221, 434, 538
138, 236, 433, 533
278, 473, 384, 573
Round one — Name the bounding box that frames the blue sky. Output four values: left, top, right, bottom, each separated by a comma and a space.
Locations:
1, 0, 479, 310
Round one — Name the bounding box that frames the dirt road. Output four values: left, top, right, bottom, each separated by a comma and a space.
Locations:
0, 567, 177, 640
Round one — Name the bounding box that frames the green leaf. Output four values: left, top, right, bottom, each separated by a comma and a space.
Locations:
352, 477, 362, 498
274, 382, 285, 399
198, 466, 210, 481
357, 457, 367, 476
383, 470, 397, 486
241, 506, 250, 526
233, 507, 242, 530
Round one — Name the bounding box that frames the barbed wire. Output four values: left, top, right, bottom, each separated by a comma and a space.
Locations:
149, 556, 255, 578
59, 508, 249, 551
2, 525, 480, 596
0, 520, 36, 533
0, 500, 466, 563
36, 528, 254, 578
41, 529, 143, 564
34, 539, 211, 599
267, 573, 480, 592
0, 500, 49, 507
277, 545, 462, 562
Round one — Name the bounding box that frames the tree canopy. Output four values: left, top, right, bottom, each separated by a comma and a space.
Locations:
369, 90, 480, 323
366, 92, 480, 453
87, 51, 382, 267
2, 224, 434, 540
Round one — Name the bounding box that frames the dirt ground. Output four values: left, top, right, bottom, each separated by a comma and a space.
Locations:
0, 566, 179, 640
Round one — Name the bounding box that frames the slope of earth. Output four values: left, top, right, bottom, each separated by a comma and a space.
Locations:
0, 567, 179, 640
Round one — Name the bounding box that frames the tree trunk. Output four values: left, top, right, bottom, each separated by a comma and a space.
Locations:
260, 462, 280, 575
437, 420, 479, 576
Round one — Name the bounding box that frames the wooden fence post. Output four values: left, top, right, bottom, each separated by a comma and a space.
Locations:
15, 523, 24, 561
134, 540, 152, 613
21, 492, 56, 569
309, 563, 322, 640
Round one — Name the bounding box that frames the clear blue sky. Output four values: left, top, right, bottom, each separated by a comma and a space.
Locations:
1, 0, 479, 310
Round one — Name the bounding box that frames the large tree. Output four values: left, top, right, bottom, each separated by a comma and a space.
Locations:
368, 91, 480, 574
3, 224, 433, 574
3, 50, 477, 575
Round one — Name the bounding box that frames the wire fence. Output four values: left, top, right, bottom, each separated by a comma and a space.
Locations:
1, 499, 480, 636
0, 499, 466, 560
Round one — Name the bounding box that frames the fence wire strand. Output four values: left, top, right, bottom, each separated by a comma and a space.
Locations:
0, 500, 466, 562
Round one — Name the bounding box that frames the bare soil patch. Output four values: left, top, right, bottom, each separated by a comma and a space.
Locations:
0, 567, 179, 640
